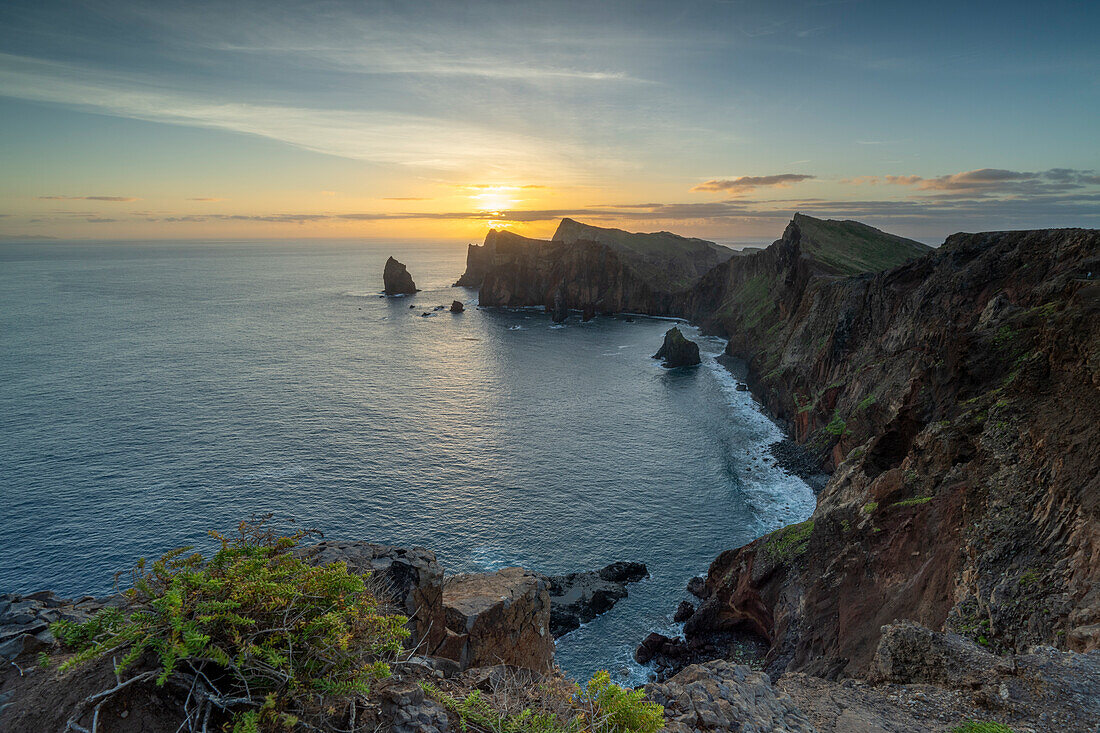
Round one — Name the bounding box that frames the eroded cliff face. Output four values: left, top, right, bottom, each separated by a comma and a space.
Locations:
683, 226, 1100, 679
453, 220, 736, 315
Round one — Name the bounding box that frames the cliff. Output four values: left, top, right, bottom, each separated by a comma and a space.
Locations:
681, 225, 1100, 681
453, 219, 736, 315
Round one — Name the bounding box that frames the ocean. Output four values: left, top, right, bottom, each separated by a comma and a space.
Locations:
0, 239, 814, 684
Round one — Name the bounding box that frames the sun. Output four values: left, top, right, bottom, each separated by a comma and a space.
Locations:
470, 186, 519, 212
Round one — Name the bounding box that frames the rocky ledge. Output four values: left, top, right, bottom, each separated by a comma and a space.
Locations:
546, 561, 648, 637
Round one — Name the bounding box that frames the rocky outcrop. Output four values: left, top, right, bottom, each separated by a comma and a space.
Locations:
295, 541, 446, 653
675, 225, 1100, 680
436, 568, 554, 673
0, 592, 117, 665
645, 660, 816, 733
653, 327, 701, 367
546, 561, 647, 637
449, 300, 464, 313
456, 220, 735, 315
384, 256, 418, 295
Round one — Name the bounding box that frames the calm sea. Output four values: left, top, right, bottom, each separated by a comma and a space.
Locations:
0, 239, 813, 683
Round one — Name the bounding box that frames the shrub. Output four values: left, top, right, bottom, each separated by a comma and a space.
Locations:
52, 518, 409, 732
824, 411, 850, 437
857, 394, 877, 411
425, 670, 663, 733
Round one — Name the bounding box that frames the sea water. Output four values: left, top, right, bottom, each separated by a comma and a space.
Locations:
0, 239, 814, 683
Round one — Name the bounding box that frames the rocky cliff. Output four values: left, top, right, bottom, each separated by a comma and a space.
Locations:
679, 224, 1100, 683
454, 219, 736, 315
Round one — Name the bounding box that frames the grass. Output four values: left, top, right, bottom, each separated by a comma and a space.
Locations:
891, 496, 933, 508
951, 723, 1015, 733
763, 520, 815, 562
861, 502, 878, 515
857, 394, 877, 410
792, 213, 930, 275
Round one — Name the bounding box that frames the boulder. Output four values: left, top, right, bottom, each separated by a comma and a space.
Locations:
450, 300, 464, 313
437, 568, 554, 672
653, 327, 701, 367
546, 561, 648, 637
645, 660, 816, 733
674, 601, 696, 623
383, 256, 418, 295
686, 576, 707, 598
295, 541, 445, 652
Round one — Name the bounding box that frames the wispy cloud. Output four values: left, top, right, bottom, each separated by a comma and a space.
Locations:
692, 174, 816, 194
0, 53, 586, 177
187, 197, 224, 202
38, 195, 139, 202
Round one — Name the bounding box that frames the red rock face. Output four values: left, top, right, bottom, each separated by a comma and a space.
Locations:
684, 227, 1100, 678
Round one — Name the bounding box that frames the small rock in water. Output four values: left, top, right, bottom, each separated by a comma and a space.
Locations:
687, 576, 707, 598
409, 304, 415, 309
450, 300, 465, 313
653, 327, 701, 368
674, 600, 695, 623
736, 383, 749, 391
433, 305, 445, 311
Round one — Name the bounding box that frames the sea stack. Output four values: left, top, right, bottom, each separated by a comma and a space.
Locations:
450, 300, 464, 313
653, 327, 701, 368
383, 256, 418, 295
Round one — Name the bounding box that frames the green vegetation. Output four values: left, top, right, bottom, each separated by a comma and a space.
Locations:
861, 502, 878, 515
950, 722, 1015, 733
792, 213, 930, 275
723, 274, 778, 330
52, 518, 408, 732
1019, 570, 1041, 588
424, 670, 664, 733
857, 394, 877, 410
824, 410, 850, 437
763, 520, 815, 562
993, 325, 1016, 346
891, 496, 933, 508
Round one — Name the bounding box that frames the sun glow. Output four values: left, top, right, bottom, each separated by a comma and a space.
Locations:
469, 185, 521, 212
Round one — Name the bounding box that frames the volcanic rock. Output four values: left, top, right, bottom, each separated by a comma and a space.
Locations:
450, 300, 464, 313
436, 568, 554, 673
546, 561, 647, 637
383, 256, 418, 295
653, 327, 700, 367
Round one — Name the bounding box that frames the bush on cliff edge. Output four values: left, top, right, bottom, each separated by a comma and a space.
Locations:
51, 517, 409, 732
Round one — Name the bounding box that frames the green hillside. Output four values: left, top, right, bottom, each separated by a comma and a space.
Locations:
793, 213, 931, 275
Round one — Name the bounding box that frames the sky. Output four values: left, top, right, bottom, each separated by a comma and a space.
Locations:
0, 0, 1097, 244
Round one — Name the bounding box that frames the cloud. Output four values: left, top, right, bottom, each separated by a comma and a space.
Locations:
0, 53, 586, 177
187, 197, 223, 202
692, 174, 815, 194
871, 168, 1100, 197
383, 197, 432, 201
38, 195, 139, 202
